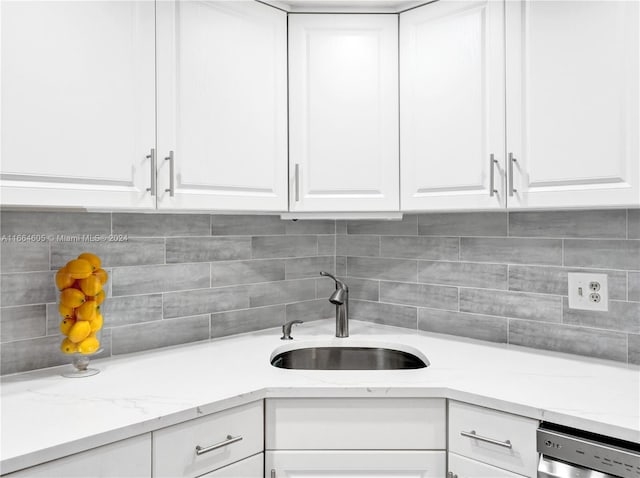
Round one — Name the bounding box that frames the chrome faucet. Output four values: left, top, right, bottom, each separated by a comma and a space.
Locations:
320, 271, 349, 338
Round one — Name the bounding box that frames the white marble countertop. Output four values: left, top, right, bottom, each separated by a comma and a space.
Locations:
2, 320, 639, 475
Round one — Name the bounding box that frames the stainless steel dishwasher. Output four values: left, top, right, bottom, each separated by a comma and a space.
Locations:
537, 423, 640, 478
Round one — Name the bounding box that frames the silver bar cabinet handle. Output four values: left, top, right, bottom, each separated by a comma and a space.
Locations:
271, 470, 276, 478
195, 435, 243, 456
508, 152, 517, 197
146, 148, 156, 196
165, 150, 175, 197
489, 153, 498, 197
461, 430, 512, 449
294, 164, 300, 202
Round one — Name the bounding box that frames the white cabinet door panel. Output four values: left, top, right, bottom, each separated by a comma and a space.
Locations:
156, 0, 287, 211
5, 434, 151, 477
400, 0, 505, 211
449, 453, 526, 478
200, 453, 263, 477
506, 0, 640, 208
1, 1, 156, 209
266, 451, 446, 478
288, 14, 399, 212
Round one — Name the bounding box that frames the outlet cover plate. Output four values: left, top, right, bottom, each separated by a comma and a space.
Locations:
567, 272, 608, 311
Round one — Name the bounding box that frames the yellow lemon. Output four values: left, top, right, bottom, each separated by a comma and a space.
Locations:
60, 338, 78, 354
93, 289, 106, 305
90, 313, 103, 332
78, 335, 100, 354
66, 259, 93, 279
79, 275, 102, 296
60, 288, 85, 308
68, 320, 91, 343
59, 318, 76, 336
75, 301, 97, 321
55, 267, 74, 290
77, 253, 101, 271
58, 303, 75, 319
93, 268, 108, 285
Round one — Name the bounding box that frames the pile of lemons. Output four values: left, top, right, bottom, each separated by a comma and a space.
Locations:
55, 253, 108, 355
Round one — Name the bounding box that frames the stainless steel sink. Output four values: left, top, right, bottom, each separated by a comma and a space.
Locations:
270, 346, 428, 370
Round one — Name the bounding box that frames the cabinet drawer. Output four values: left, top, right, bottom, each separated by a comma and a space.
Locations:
449, 452, 527, 478
266, 398, 445, 450
448, 401, 538, 477
153, 401, 263, 478
200, 453, 263, 477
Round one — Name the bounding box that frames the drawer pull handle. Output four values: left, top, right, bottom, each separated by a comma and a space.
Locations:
195, 435, 243, 456
461, 430, 512, 449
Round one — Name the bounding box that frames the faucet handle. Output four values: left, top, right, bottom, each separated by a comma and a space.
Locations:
281, 320, 304, 340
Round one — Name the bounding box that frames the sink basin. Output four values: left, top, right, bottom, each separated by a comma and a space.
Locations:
270, 344, 429, 370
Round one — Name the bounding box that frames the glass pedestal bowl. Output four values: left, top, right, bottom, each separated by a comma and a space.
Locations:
61, 348, 104, 378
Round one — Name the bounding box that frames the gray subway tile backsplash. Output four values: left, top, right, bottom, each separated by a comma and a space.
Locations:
380, 281, 458, 311
418, 308, 508, 343
0, 211, 110, 235
460, 237, 563, 265
509, 210, 627, 238
112, 213, 211, 237
1, 271, 56, 307
2, 209, 639, 374
163, 286, 249, 319
508, 320, 628, 362
211, 305, 285, 338
211, 259, 285, 288
252, 235, 318, 259
0, 242, 49, 273
347, 256, 418, 282
166, 236, 251, 263
418, 261, 508, 289
561, 298, 640, 334
628, 209, 640, 239
418, 212, 507, 237
380, 236, 459, 260
564, 239, 640, 271
51, 238, 166, 269
0, 305, 47, 343
629, 272, 640, 301
111, 315, 210, 355
112, 263, 210, 296
460, 288, 562, 323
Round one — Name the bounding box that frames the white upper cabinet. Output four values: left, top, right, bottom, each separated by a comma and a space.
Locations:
1, 1, 156, 209
156, 0, 288, 211
288, 14, 399, 212
400, 0, 506, 211
506, 0, 640, 209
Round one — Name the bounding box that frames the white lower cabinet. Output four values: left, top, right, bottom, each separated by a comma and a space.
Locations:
265, 398, 446, 477
5, 434, 151, 477
448, 452, 526, 478
448, 401, 538, 478
266, 451, 446, 478
152, 401, 263, 478
200, 453, 263, 477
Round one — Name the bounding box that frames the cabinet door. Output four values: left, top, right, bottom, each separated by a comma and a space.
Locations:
448, 453, 526, 478
200, 453, 263, 477
400, 0, 505, 211
5, 434, 151, 477
156, 0, 287, 211
1, 1, 156, 209
506, 0, 640, 208
288, 14, 399, 212
266, 451, 445, 478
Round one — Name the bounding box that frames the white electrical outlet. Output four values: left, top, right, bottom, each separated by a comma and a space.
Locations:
567, 272, 608, 311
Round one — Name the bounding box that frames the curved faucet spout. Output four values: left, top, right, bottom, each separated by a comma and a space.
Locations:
319, 271, 349, 338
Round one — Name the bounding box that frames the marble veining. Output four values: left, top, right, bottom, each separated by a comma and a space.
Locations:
1, 319, 639, 475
